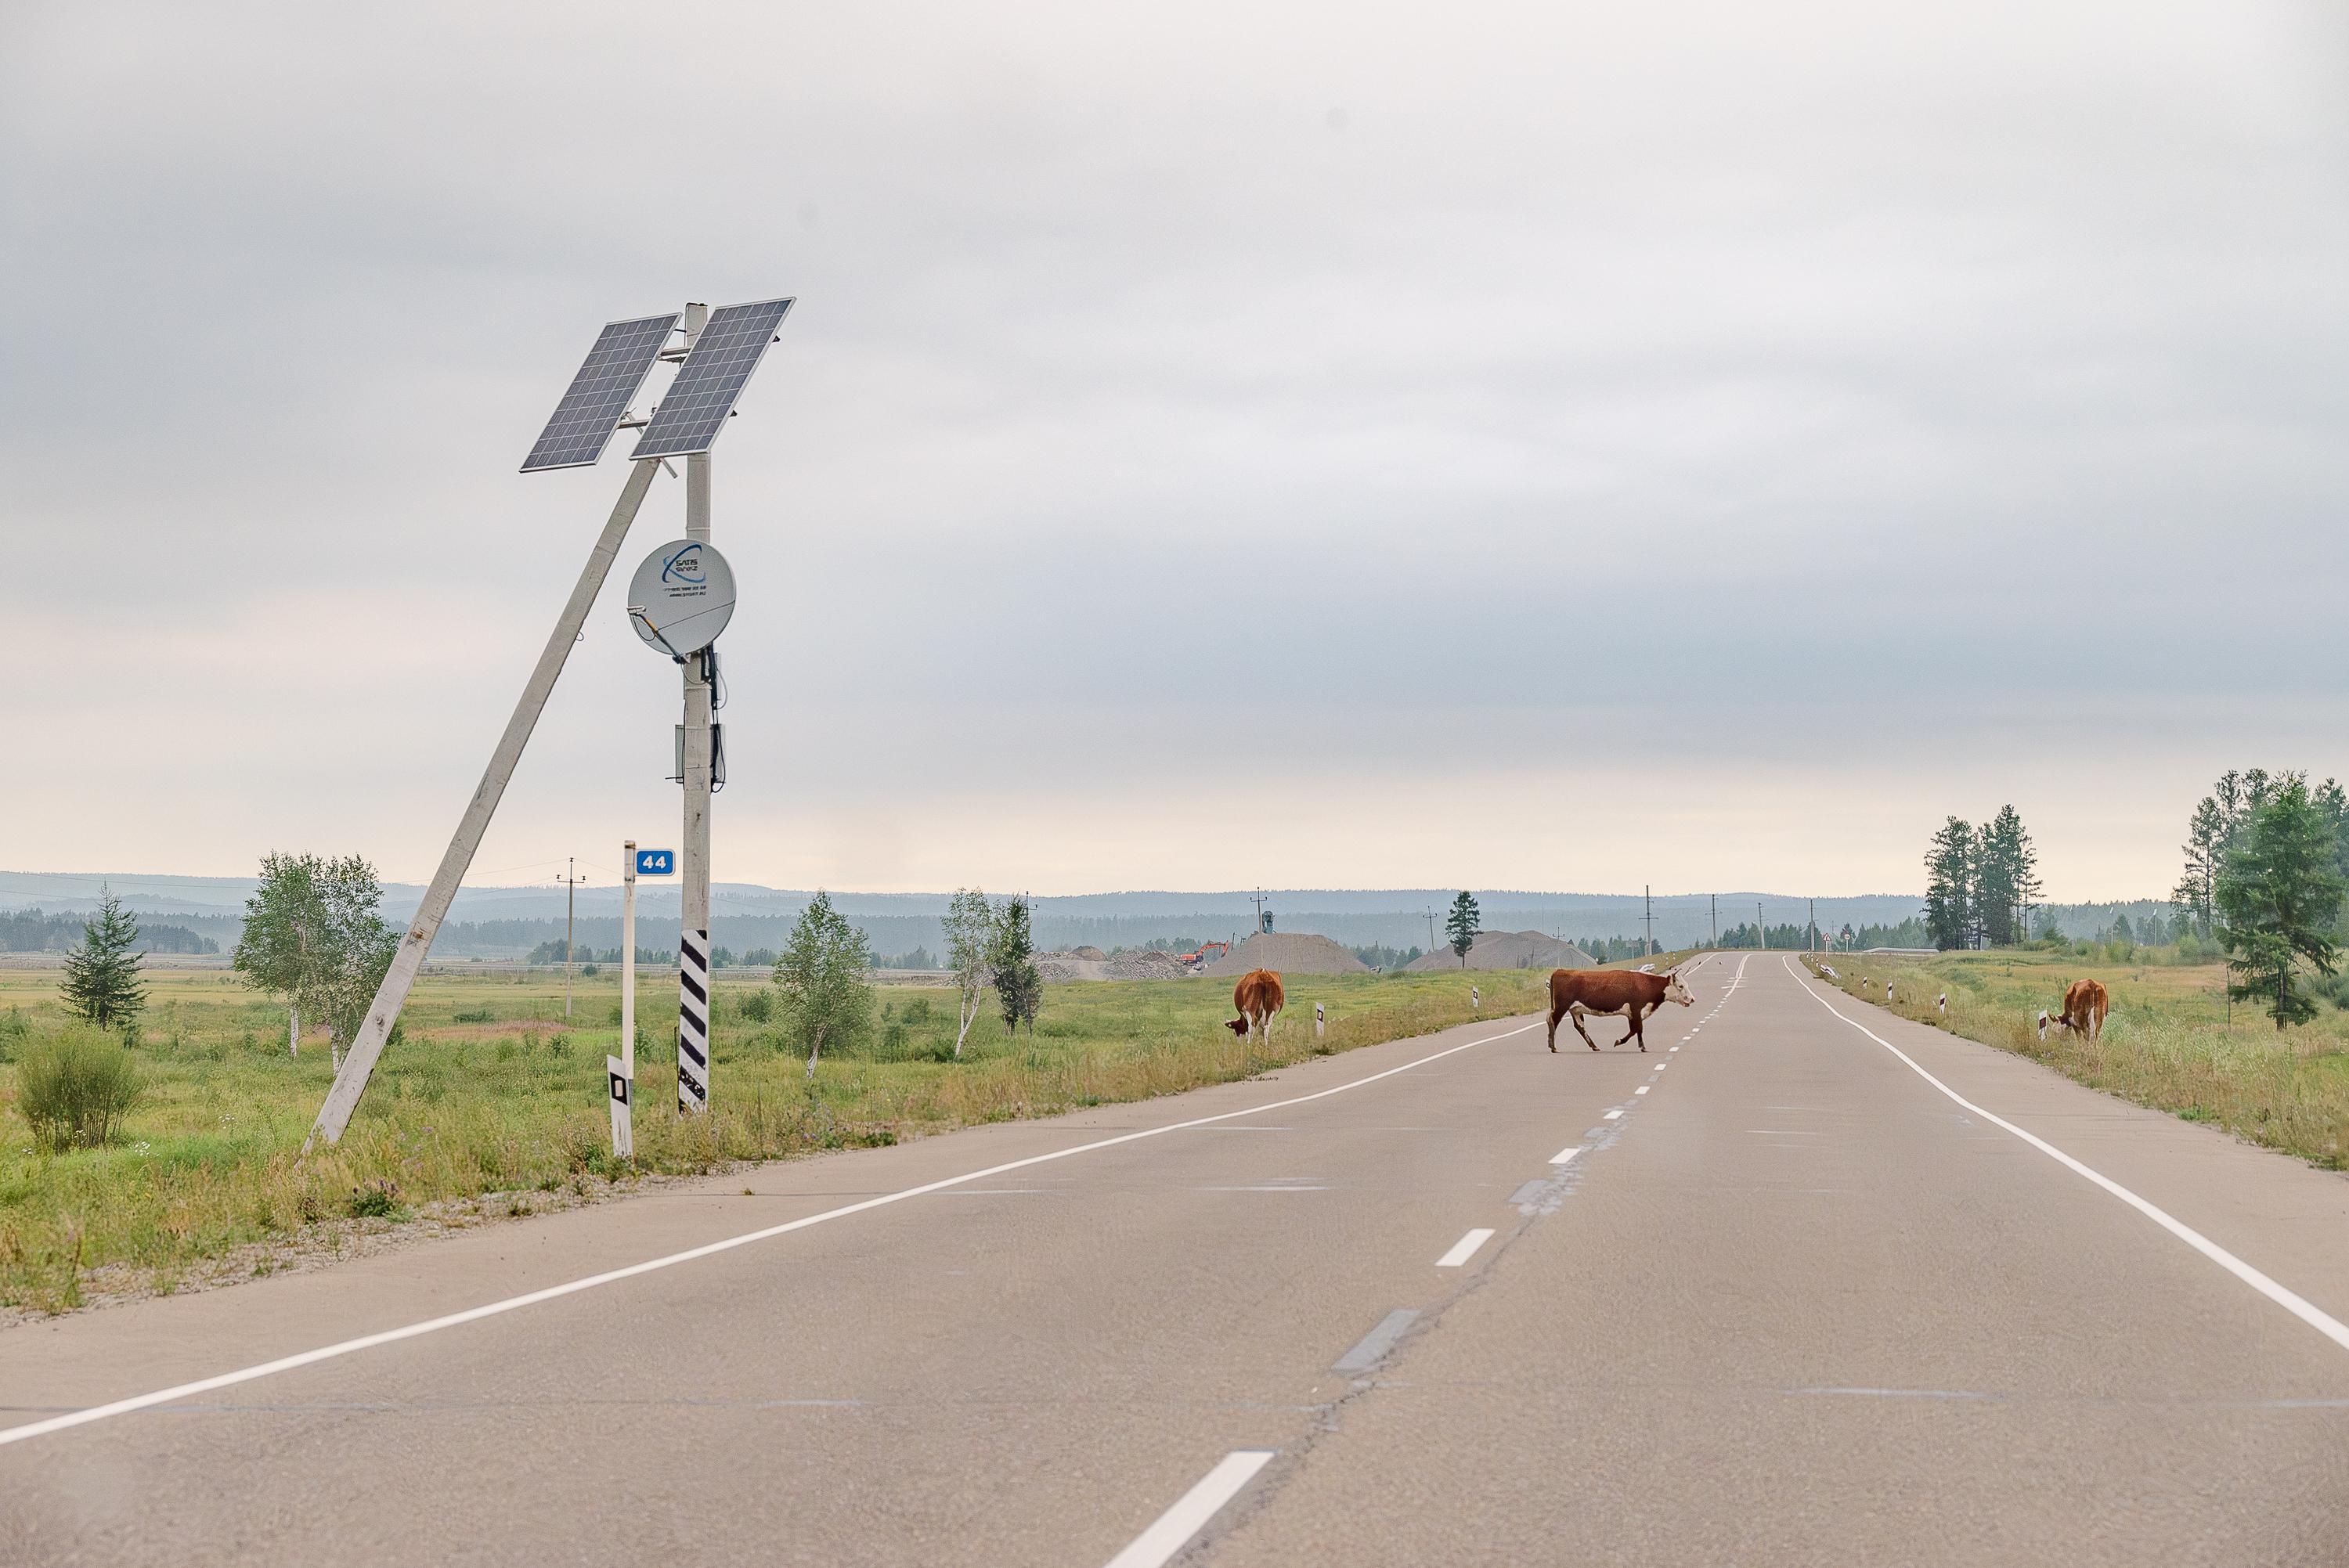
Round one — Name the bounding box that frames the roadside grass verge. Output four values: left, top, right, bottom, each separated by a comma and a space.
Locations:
0, 964, 1545, 1315
1799, 949, 2349, 1171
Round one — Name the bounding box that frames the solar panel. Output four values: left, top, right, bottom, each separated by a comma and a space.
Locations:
629, 297, 794, 461
520, 312, 681, 473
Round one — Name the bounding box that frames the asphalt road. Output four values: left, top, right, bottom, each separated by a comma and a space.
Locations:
5, 953, 2348, 1566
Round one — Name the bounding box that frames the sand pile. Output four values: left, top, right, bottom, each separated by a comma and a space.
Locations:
1402, 931, 1596, 972
1202, 932, 1369, 977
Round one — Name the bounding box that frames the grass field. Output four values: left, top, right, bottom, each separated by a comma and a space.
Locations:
0, 962, 1555, 1315
1803, 948, 2349, 1172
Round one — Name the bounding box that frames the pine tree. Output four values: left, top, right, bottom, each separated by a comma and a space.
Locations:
2174, 795, 2227, 939
1445, 891, 1481, 967
2215, 777, 2344, 1029
1923, 818, 1975, 950
1975, 806, 2035, 946
63, 887, 146, 1034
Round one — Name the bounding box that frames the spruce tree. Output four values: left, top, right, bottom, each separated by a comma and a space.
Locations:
2216, 777, 2344, 1029
63, 887, 146, 1034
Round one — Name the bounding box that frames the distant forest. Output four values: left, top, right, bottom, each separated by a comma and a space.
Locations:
0, 907, 219, 954
0, 897, 2188, 965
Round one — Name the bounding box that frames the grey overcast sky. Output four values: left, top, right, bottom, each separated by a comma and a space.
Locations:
2, 0, 2344, 899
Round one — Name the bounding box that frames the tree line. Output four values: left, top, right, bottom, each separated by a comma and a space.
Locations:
1922, 806, 2043, 950
757, 888, 1045, 1078
2, 907, 217, 954
1908, 773, 2349, 1030
2170, 769, 2347, 1029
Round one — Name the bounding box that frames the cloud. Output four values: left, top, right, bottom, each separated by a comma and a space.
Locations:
3, 0, 2345, 899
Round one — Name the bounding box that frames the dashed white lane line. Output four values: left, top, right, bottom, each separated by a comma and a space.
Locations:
1333, 1308, 1422, 1372
1102, 1449, 1277, 1568
1435, 1227, 1497, 1267
1635, 1086, 1651, 1095
1549, 1144, 1584, 1166
1603, 1109, 1625, 1120
0, 1019, 1546, 1451
1782, 957, 2349, 1358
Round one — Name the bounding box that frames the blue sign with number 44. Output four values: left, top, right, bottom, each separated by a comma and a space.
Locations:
635, 849, 676, 877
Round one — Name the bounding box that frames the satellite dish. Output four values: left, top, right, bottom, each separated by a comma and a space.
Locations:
626, 539, 737, 658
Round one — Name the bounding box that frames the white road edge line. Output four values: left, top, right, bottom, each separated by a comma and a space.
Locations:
1102, 1449, 1277, 1568
1435, 1227, 1496, 1267
1781, 957, 2349, 1357
0, 1021, 1543, 1451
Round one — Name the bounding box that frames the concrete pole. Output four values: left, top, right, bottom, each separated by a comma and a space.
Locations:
677, 302, 716, 1116
308, 456, 663, 1148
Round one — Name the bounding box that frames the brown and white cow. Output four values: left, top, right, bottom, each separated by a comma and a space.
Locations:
1546, 966, 1693, 1052
1226, 969, 1285, 1042
2037, 979, 2109, 1042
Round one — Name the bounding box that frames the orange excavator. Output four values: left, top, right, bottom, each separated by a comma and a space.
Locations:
1173, 939, 1230, 968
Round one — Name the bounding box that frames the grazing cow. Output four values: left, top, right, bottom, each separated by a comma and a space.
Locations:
2038, 979, 2109, 1042
1226, 969, 1285, 1042
1546, 967, 1694, 1053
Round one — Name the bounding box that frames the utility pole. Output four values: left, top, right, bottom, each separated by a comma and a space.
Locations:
1758, 901, 1766, 951
1643, 885, 1654, 957
1810, 897, 1816, 953
1423, 906, 1438, 955
1710, 893, 1717, 950
557, 858, 590, 1019
676, 302, 716, 1116
1250, 888, 1268, 937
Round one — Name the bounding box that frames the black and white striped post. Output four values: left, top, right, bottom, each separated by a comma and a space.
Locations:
678, 927, 711, 1114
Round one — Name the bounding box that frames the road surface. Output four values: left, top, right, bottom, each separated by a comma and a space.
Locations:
5, 954, 2347, 1565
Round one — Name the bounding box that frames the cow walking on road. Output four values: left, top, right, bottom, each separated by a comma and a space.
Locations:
1545, 967, 1693, 1052
2038, 979, 2109, 1042
1226, 969, 1285, 1043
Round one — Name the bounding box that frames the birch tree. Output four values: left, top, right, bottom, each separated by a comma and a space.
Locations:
774, 891, 875, 1079
942, 888, 995, 1059
234, 852, 327, 1055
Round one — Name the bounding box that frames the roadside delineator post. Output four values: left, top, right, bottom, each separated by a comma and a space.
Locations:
1315, 1002, 1326, 1040
1471, 985, 1480, 1014
610, 840, 639, 1159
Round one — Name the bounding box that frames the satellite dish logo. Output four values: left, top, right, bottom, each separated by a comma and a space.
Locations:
661, 546, 706, 586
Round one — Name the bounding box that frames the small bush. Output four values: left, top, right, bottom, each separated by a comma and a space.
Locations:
15, 1029, 147, 1151
453, 1007, 496, 1024
903, 996, 933, 1026
0, 1007, 28, 1062
737, 988, 774, 1023
348, 1178, 401, 1219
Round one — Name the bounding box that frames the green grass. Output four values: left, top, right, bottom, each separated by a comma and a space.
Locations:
1802, 948, 2349, 1170
0, 963, 1553, 1314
